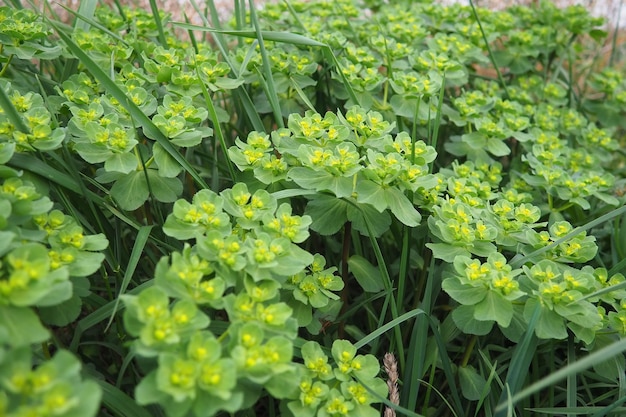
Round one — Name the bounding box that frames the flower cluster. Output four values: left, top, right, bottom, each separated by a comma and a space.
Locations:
287, 340, 388, 417
230, 107, 437, 230
124, 183, 349, 416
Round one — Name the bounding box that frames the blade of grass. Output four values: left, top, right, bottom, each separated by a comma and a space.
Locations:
609, 0, 624, 67
51, 22, 209, 190
609, 256, 626, 276
182, 13, 265, 132
573, 279, 626, 304
358, 203, 405, 367
290, 76, 317, 112
567, 333, 576, 417
74, 0, 97, 32
116, 349, 136, 388
494, 303, 540, 417
429, 73, 446, 170
55, 4, 130, 46
253, 66, 284, 127
496, 337, 626, 414
528, 406, 626, 415
193, 64, 236, 183
104, 225, 153, 332
184, 13, 200, 53
0, 82, 29, 133
96, 379, 152, 417
171, 24, 327, 47
592, 394, 626, 417
148, 0, 168, 47
475, 354, 500, 417
418, 378, 459, 417
354, 308, 425, 350
250, 0, 281, 128
403, 254, 436, 411
357, 376, 426, 417
468, 0, 510, 100
9, 153, 104, 202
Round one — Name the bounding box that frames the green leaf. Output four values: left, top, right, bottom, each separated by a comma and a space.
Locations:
459, 365, 488, 401
442, 278, 487, 305
146, 169, 183, 203
104, 152, 138, 174
64, 380, 102, 417
289, 168, 353, 197
452, 305, 493, 336
474, 291, 513, 327
426, 243, 471, 263
110, 172, 150, 211
153, 142, 183, 178
348, 255, 385, 292
524, 298, 567, 340
485, 138, 511, 156
305, 195, 348, 235
346, 203, 391, 238
384, 187, 421, 227
0, 305, 49, 347
38, 293, 82, 327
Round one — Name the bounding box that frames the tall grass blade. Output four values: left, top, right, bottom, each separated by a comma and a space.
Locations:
402, 255, 436, 411
96, 380, 152, 417
249, 0, 283, 128
74, 0, 97, 31
468, 0, 510, 100
171, 24, 327, 47
592, 394, 626, 417
9, 153, 104, 202
609, 0, 624, 67
56, 4, 130, 45
195, 65, 236, 183
0, 83, 29, 133
148, 0, 168, 46
495, 303, 540, 417
104, 225, 153, 332
354, 308, 425, 350
496, 337, 626, 413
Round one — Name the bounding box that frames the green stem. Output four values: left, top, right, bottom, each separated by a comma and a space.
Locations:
0, 53, 14, 78
338, 222, 352, 338
554, 202, 574, 213
421, 350, 438, 416
461, 334, 478, 367
41, 342, 51, 360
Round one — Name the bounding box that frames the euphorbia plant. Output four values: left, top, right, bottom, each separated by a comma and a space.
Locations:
0, 0, 625, 416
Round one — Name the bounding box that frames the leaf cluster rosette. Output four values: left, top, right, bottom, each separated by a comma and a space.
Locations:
229, 106, 438, 234
0, 81, 66, 162
285, 340, 388, 417
0, 153, 107, 417
428, 160, 626, 344
0, 348, 101, 417
121, 183, 390, 416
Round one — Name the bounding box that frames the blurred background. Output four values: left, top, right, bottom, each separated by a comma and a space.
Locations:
36, 0, 626, 29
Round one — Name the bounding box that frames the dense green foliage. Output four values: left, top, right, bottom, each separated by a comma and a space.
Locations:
1, 0, 625, 416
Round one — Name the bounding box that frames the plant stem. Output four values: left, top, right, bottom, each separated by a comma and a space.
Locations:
461, 334, 478, 368
0, 53, 14, 78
